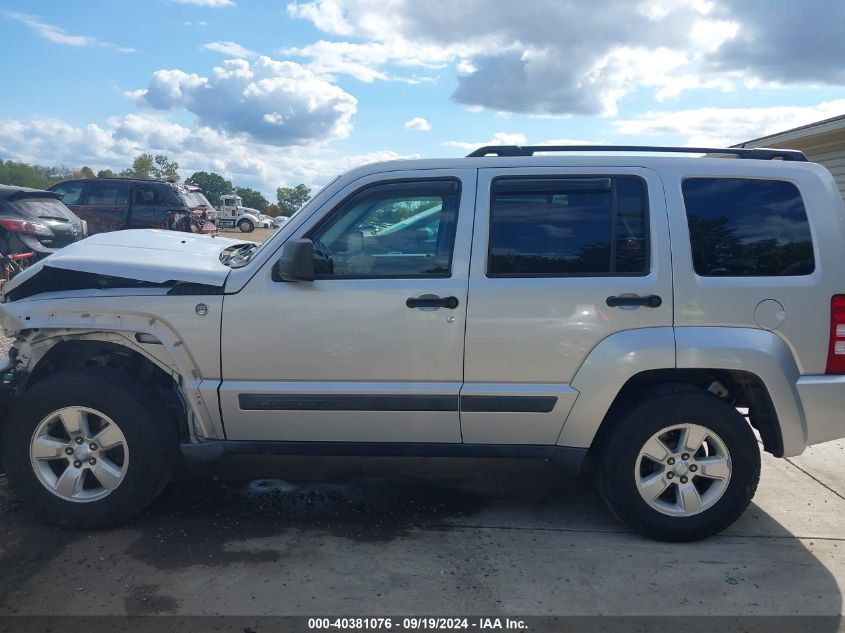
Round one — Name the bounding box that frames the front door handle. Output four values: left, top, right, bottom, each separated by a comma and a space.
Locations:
406, 295, 460, 309
606, 294, 662, 308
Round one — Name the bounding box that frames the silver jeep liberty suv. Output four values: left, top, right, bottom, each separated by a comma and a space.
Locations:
1, 144, 844, 542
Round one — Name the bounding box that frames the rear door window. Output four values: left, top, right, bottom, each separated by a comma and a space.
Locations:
487, 175, 649, 276
86, 181, 129, 205
133, 184, 162, 205
682, 178, 815, 277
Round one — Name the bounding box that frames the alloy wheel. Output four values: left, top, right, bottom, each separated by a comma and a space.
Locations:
635, 423, 732, 517
29, 406, 129, 503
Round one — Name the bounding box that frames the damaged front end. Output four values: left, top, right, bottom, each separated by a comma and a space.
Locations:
0, 345, 23, 470
0, 351, 12, 407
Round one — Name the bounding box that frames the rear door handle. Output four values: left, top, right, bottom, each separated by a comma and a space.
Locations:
606, 294, 662, 308
406, 295, 460, 309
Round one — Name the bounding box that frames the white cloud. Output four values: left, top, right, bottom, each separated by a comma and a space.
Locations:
202, 41, 255, 58
172, 0, 234, 6
129, 56, 358, 145
443, 132, 604, 153
404, 117, 431, 131
442, 132, 528, 152
281, 38, 462, 83
6, 11, 93, 46
285, 0, 845, 116
6, 11, 135, 52
0, 113, 412, 195
614, 99, 845, 146
284, 0, 728, 114
287, 0, 354, 36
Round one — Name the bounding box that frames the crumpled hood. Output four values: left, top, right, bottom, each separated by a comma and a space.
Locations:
3, 229, 246, 295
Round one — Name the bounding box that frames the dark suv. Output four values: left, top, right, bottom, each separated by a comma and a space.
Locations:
48, 178, 217, 236
0, 185, 86, 259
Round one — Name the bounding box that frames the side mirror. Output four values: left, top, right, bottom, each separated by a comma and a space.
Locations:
272, 238, 314, 282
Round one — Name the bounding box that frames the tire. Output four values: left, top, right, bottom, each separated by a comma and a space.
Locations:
596, 387, 760, 542
238, 219, 254, 233
1, 368, 178, 528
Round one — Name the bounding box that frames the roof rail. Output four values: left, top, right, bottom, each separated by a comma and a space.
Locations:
465, 145, 809, 162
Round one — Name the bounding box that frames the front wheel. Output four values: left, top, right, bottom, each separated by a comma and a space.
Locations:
238, 219, 254, 233
1, 368, 178, 528
596, 388, 760, 542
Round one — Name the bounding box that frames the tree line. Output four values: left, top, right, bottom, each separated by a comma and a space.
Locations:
0, 154, 311, 217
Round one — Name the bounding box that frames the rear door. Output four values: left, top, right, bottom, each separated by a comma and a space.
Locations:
462, 167, 673, 444
129, 183, 190, 231
72, 181, 130, 234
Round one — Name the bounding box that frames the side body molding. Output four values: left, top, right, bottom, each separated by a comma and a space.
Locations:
557, 327, 675, 448
674, 327, 807, 457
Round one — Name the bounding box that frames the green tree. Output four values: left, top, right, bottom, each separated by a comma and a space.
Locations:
0, 160, 70, 188
264, 203, 282, 217
153, 154, 179, 181
127, 153, 180, 181
131, 153, 155, 179
97, 168, 116, 178
68, 166, 95, 179
276, 184, 311, 216
235, 187, 269, 211
185, 171, 233, 206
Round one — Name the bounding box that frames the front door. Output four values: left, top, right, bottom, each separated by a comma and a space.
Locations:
219, 169, 477, 443
461, 167, 673, 445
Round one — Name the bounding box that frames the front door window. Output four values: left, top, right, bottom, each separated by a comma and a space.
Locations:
309, 179, 460, 278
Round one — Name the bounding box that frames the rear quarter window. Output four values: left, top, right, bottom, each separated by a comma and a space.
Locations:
682, 177, 815, 277
50, 182, 86, 205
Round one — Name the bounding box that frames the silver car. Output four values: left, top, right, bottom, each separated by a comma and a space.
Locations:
1, 144, 843, 541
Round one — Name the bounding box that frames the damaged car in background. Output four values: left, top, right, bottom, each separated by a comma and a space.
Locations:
0, 185, 87, 283
48, 177, 217, 236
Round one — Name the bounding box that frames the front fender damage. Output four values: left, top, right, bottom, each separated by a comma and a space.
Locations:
0, 323, 222, 444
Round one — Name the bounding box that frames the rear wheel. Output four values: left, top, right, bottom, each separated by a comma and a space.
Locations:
596, 388, 760, 541
1, 368, 178, 528
238, 218, 254, 233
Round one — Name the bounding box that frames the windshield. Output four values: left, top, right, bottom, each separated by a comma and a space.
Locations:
184, 191, 213, 209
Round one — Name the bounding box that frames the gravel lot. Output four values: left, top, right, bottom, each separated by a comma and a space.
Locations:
218, 227, 276, 243
0, 332, 10, 357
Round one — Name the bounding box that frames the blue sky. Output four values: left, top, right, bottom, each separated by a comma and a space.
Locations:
2, 0, 845, 197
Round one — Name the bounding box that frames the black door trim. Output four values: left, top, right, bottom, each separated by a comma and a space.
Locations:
238, 393, 558, 413
238, 393, 459, 412
460, 395, 558, 413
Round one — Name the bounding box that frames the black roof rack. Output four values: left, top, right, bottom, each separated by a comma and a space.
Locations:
465, 145, 809, 162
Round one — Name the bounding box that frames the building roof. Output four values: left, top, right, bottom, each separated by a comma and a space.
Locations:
734, 114, 845, 148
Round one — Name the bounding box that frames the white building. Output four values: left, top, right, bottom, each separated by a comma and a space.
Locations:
734, 114, 845, 200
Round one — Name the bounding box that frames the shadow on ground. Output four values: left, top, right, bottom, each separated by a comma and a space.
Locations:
0, 457, 842, 622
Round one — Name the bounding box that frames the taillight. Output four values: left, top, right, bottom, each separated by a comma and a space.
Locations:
826, 295, 845, 374
0, 218, 53, 237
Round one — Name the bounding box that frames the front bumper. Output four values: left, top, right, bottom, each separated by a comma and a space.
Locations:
797, 375, 845, 446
